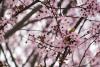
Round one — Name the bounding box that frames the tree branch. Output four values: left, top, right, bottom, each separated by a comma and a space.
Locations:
22, 48, 35, 67
0, 44, 10, 67
5, 42, 18, 67
13, 0, 39, 16
4, 5, 42, 39
78, 38, 97, 67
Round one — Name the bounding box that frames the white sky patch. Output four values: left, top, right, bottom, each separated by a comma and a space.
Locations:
10, 61, 16, 67
54, 61, 59, 66
46, 59, 53, 66
40, 0, 45, 2
83, 21, 91, 29
14, 47, 23, 56
6, 51, 11, 59
0, 52, 5, 61
97, 0, 100, 2
31, 19, 46, 36
76, 0, 83, 6
4, 9, 12, 19
89, 43, 99, 57
95, 14, 100, 21
20, 36, 28, 47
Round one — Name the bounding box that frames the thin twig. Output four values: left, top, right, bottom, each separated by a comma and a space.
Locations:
44, 54, 47, 67
5, 43, 18, 67
78, 19, 87, 34
23, 16, 53, 26
0, 44, 10, 67
22, 48, 35, 67
50, 52, 60, 67
78, 38, 97, 67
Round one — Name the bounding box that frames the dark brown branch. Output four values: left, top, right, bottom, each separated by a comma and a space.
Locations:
4, 5, 42, 39
59, 46, 71, 67
50, 52, 60, 67
57, 0, 64, 15
30, 54, 38, 67
0, 0, 5, 18
44, 54, 47, 67
62, 1, 72, 15
78, 19, 87, 34
0, 0, 3, 3
69, 17, 84, 33
57, 0, 64, 7
13, 0, 39, 16
74, 17, 84, 29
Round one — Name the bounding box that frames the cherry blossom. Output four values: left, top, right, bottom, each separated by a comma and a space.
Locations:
1, 0, 100, 67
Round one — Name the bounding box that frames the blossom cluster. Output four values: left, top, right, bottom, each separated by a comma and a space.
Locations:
80, 0, 100, 17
